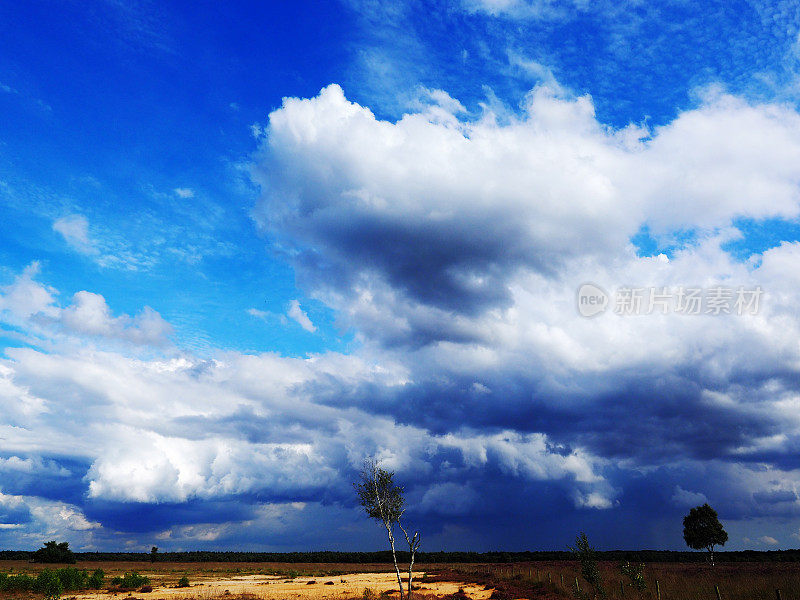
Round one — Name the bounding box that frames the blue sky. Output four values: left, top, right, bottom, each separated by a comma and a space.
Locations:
2, 0, 800, 552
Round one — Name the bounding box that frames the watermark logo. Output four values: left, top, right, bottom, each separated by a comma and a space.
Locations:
577, 283, 609, 317
577, 285, 763, 317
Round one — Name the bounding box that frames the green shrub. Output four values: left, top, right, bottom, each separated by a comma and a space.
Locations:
87, 568, 105, 589
0, 567, 104, 594
177, 575, 190, 587
0, 572, 36, 591
620, 561, 647, 591
111, 571, 150, 589
35, 569, 64, 600
56, 566, 88, 591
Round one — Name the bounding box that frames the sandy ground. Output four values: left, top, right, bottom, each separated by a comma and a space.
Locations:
63, 571, 494, 600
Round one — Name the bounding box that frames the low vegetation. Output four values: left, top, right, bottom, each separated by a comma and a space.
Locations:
110, 570, 150, 590
428, 558, 800, 600
619, 561, 646, 591
363, 587, 379, 600
0, 521, 795, 600
0, 566, 104, 597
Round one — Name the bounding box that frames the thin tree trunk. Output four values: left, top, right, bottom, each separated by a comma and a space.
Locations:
386, 523, 404, 600
369, 462, 404, 600
398, 523, 419, 600
407, 552, 415, 600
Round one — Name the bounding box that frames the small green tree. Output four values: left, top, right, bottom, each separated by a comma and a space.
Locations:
150, 546, 159, 563
619, 561, 646, 591
355, 458, 421, 600
682, 503, 728, 566
569, 532, 605, 599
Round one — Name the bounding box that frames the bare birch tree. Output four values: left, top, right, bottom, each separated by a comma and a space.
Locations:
355, 458, 421, 600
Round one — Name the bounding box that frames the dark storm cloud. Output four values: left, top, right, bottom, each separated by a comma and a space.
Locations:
0, 503, 31, 527
170, 406, 339, 445
83, 500, 259, 533
0, 456, 89, 506
277, 209, 557, 317
561, 380, 778, 463
753, 490, 799, 505
303, 367, 779, 467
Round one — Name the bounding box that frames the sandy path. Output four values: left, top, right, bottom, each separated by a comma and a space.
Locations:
65, 571, 493, 600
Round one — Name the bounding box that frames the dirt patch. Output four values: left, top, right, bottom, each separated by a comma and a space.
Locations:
63, 571, 494, 600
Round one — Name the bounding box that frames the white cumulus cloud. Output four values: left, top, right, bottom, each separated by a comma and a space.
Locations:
0, 265, 172, 347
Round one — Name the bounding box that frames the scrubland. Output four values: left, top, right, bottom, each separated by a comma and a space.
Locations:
1, 560, 798, 600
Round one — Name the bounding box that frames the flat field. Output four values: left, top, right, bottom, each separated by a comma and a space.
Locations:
2, 560, 800, 600
0, 561, 489, 600
437, 561, 800, 600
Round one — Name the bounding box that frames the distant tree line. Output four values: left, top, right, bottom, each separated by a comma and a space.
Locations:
3, 549, 800, 563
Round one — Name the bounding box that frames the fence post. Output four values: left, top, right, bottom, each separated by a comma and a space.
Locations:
656, 579, 661, 600
560, 573, 563, 587
548, 572, 551, 584
715, 584, 722, 600
620, 580, 624, 596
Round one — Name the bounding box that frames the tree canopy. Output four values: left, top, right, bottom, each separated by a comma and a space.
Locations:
355, 459, 404, 525
31, 541, 76, 564
683, 503, 728, 565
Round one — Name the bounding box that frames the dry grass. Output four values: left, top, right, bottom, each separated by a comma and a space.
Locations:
0, 565, 491, 600
2, 560, 799, 600
438, 561, 800, 600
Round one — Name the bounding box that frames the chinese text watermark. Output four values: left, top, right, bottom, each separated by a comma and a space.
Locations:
577, 283, 762, 317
